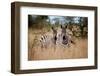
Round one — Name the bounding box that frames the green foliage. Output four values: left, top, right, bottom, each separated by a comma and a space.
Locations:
28, 15, 49, 29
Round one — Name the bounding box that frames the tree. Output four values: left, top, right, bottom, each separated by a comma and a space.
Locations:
28, 15, 49, 29
64, 16, 75, 25
53, 18, 60, 27
78, 17, 88, 37
28, 15, 34, 27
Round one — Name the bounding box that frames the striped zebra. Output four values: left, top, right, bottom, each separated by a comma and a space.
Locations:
39, 25, 75, 48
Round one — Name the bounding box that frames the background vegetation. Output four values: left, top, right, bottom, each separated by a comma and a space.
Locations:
28, 15, 88, 38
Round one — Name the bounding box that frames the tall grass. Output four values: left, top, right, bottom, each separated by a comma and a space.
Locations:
28, 27, 88, 60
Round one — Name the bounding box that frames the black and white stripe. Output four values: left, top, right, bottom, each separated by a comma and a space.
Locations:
39, 35, 50, 48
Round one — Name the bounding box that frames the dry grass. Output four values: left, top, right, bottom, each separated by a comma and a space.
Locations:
28, 28, 88, 61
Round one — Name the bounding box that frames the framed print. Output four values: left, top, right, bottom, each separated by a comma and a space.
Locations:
11, 2, 98, 74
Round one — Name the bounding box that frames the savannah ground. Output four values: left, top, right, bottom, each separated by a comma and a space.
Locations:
28, 28, 88, 60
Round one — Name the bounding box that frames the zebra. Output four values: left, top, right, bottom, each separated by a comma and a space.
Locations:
39, 25, 75, 48
60, 25, 75, 46
39, 35, 49, 48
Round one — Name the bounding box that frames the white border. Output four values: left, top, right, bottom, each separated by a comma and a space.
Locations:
20, 7, 95, 70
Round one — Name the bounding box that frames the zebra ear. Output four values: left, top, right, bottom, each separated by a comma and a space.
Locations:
65, 25, 67, 28
51, 26, 54, 30
61, 25, 63, 28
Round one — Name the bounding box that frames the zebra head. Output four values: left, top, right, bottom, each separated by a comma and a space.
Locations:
51, 26, 57, 44
51, 25, 69, 45
61, 25, 69, 45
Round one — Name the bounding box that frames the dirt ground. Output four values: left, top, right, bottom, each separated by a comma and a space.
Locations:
28, 28, 88, 61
